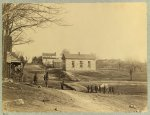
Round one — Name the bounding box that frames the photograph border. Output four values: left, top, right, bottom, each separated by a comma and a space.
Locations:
0, 0, 149, 115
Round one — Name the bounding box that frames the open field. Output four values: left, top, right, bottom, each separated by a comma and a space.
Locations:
3, 64, 147, 112
24, 64, 147, 82
2, 82, 147, 112
72, 70, 147, 81
22, 64, 147, 94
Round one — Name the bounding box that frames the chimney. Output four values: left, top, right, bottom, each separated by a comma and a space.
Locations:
78, 52, 80, 55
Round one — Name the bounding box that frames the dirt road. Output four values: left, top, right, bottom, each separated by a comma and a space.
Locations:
58, 89, 147, 112
3, 82, 147, 112
60, 90, 112, 112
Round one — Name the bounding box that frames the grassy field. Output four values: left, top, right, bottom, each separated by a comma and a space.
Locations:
2, 82, 75, 112
72, 70, 147, 81
2, 64, 147, 112
21, 64, 147, 95
2, 82, 147, 112
23, 64, 147, 82
67, 81, 147, 94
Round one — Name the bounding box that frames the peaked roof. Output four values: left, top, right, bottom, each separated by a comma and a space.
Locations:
53, 59, 62, 62
63, 53, 96, 60
11, 52, 20, 60
7, 52, 21, 63
42, 52, 56, 56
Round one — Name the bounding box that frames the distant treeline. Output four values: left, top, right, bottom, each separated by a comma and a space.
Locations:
96, 59, 146, 72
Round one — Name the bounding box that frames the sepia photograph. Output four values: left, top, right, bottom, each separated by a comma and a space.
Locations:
2, 2, 147, 112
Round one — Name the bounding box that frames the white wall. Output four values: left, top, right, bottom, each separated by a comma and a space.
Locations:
65, 59, 96, 71
42, 58, 54, 65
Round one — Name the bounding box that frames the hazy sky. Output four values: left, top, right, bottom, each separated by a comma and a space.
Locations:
13, 3, 147, 62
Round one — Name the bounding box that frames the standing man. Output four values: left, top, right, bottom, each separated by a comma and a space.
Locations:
129, 68, 133, 81
90, 85, 93, 93
112, 86, 115, 94
103, 85, 106, 94
108, 86, 112, 94
60, 80, 64, 90
95, 85, 98, 93
44, 72, 49, 87
19, 71, 23, 82
87, 85, 90, 93
33, 72, 38, 85
99, 85, 101, 93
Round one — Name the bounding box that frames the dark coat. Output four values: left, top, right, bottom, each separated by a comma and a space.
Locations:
44, 72, 49, 81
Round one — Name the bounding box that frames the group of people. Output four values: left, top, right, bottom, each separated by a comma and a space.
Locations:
11, 64, 24, 82
33, 71, 49, 87
87, 84, 115, 94
32, 71, 115, 94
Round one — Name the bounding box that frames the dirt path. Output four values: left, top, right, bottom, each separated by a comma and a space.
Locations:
59, 90, 114, 112
59, 89, 147, 112
3, 81, 147, 112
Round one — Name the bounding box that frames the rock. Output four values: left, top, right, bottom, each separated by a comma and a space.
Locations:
3, 99, 24, 107
3, 78, 13, 83
9, 87, 16, 89
136, 109, 140, 112
129, 104, 135, 108
54, 107, 58, 111
9, 79, 13, 83
14, 99, 24, 105
129, 104, 136, 109
133, 105, 136, 109
38, 85, 42, 88
20, 87, 23, 90
93, 98, 96, 100
3, 78, 9, 82
43, 96, 50, 103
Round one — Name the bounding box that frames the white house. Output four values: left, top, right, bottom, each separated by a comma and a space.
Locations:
42, 52, 57, 67
62, 52, 96, 71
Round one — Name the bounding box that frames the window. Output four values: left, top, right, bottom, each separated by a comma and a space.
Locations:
80, 61, 83, 68
72, 61, 75, 68
88, 61, 91, 68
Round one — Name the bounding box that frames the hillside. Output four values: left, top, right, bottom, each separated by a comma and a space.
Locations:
2, 82, 147, 112
2, 64, 147, 112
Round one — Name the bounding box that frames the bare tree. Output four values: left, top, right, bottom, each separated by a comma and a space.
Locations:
2, 3, 66, 78
19, 56, 29, 68
3, 3, 66, 46
61, 49, 70, 56
125, 59, 139, 81
32, 56, 43, 65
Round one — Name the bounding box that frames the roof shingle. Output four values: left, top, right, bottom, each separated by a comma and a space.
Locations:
42, 52, 56, 56
63, 53, 96, 60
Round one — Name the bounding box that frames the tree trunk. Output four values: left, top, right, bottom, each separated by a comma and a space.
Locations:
3, 12, 11, 79
3, 35, 9, 78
